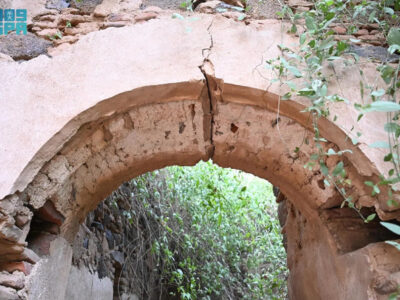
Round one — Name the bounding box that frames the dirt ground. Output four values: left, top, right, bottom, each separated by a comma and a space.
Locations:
143, 0, 282, 19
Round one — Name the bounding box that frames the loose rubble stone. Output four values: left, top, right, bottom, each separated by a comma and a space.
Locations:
102, 21, 130, 29
0, 53, 14, 62
70, 0, 104, 14
15, 215, 30, 229
288, 0, 313, 7
46, 0, 70, 10
53, 35, 79, 46
354, 28, 369, 36
0, 220, 23, 243
349, 45, 400, 63
0, 261, 33, 276
332, 26, 346, 35
21, 248, 40, 264
36, 28, 60, 39
142, 6, 162, 13
0, 285, 19, 300
197, 0, 222, 13
64, 22, 100, 35
0, 271, 25, 290
0, 32, 51, 61
106, 13, 133, 22
111, 251, 124, 267
134, 11, 158, 22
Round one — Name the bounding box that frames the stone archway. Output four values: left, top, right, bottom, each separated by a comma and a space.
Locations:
0, 14, 400, 300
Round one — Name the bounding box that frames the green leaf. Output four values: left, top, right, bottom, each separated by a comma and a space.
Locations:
381, 221, 400, 235
373, 185, 380, 195
368, 141, 390, 148
320, 162, 329, 176
384, 122, 400, 133
285, 81, 297, 90
327, 148, 336, 155
365, 213, 376, 223
298, 88, 315, 96
384, 7, 395, 15
332, 161, 344, 177
384, 153, 393, 162
327, 56, 341, 61
290, 23, 297, 33
364, 101, 400, 112
300, 33, 306, 45
388, 44, 400, 54
387, 27, 400, 46
287, 65, 302, 78
305, 15, 317, 31
282, 92, 291, 100
319, 40, 336, 51
389, 292, 400, 300
371, 89, 385, 98
172, 13, 185, 20
380, 65, 395, 84
337, 41, 348, 53
237, 14, 246, 21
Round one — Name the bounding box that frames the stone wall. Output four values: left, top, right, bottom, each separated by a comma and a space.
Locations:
70, 182, 145, 299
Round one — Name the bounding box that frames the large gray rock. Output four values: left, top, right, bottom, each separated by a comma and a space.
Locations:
70, 0, 104, 13
46, 0, 70, 10
0, 32, 51, 61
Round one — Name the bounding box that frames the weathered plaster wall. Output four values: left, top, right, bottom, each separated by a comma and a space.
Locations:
65, 266, 113, 300
0, 7, 399, 300
24, 237, 72, 300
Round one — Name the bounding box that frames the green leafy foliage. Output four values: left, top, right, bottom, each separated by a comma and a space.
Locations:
269, 2, 400, 298
125, 161, 287, 299
270, 0, 400, 222
180, 0, 193, 10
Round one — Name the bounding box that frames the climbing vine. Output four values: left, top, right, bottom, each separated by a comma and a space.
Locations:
267, 0, 400, 227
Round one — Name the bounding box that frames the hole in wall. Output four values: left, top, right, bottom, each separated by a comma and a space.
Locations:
230, 123, 239, 133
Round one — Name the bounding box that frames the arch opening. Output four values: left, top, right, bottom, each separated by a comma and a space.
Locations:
49, 161, 289, 299
1, 82, 400, 300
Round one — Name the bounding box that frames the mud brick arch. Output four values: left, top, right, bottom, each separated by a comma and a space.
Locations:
0, 15, 399, 300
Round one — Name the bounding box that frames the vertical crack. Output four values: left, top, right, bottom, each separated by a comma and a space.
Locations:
199, 19, 216, 159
